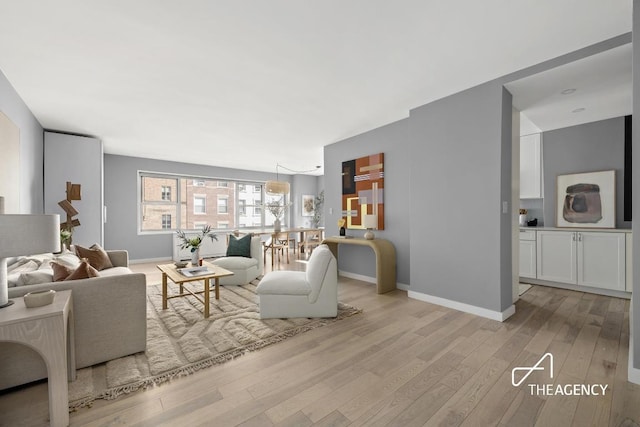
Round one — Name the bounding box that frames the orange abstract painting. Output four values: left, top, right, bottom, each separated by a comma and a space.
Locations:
341, 153, 384, 230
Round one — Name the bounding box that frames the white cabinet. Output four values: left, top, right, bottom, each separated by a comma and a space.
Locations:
520, 133, 542, 199
536, 230, 626, 291
578, 232, 625, 291
537, 230, 577, 284
519, 229, 536, 279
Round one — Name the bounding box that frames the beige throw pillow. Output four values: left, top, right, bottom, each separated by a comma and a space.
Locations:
51, 262, 72, 282
51, 259, 100, 281
65, 260, 100, 280
74, 244, 113, 271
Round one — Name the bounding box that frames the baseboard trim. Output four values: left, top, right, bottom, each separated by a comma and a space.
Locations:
338, 271, 410, 291
407, 291, 516, 322
130, 257, 172, 265
629, 363, 640, 385
629, 301, 640, 384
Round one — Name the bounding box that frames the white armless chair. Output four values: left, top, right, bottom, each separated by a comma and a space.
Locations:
256, 244, 338, 318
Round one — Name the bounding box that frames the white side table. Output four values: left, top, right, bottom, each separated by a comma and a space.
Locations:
0, 290, 75, 427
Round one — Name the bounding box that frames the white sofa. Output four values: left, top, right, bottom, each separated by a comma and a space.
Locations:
256, 244, 338, 318
211, 235, 263, 285
0, 249, 147, 390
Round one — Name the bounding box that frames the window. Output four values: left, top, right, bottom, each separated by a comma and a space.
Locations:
217, 197, 228, 214
161, 186, 171, 201
193, 221, 207, 230
139, 172, 282, 233
161, 214, 171, 229
194, 195, 206, 214
140, 176, 178, 232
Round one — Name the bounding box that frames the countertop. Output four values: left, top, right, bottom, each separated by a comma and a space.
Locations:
519, 226, 631, 233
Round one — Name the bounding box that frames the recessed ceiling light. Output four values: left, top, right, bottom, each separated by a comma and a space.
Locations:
562, 88, 577, 95
572, 107, 586, 113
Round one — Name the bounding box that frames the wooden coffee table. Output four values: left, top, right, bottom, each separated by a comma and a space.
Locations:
157, 261, 234, 318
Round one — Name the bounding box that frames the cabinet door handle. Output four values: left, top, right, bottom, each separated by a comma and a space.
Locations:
573, 233, 576, 241
578, 233, 582, 242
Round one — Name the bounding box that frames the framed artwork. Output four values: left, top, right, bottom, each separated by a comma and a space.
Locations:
302, 194, 314, 217
341, 152, 384, 230
556, 170, 615, 228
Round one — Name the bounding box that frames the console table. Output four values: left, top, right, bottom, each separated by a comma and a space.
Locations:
0, 290, 75, 427
322, 237, 396, 294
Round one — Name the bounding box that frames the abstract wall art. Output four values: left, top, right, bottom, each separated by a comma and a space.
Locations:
341, 152, 384, 230
556, 170, 615, 228
302, 194, 314, 217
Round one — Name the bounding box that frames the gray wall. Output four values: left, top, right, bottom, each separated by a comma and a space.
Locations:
542, 117, 629, 229
324, 118, 411, 286
409, 81, 513, 313
0, 69, 44, 213
104, 154, 293, 260
44, 132, 104, 246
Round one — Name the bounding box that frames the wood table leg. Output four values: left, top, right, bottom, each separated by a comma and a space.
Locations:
204, 278, 210, 318
162, 273, 168, 310
271, 245, 275, 268
215, 277, 220, 300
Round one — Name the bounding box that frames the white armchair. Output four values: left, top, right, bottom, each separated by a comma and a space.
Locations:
256, 244, 338, 319
211, 235, 264, 285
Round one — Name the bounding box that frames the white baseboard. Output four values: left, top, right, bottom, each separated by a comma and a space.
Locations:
338, 270, 410, 291
338, 270, 376, 284
407, 291, 516, 322
629, 301, 640, 384
129, 257, 172, 265
629, 363, 640, 385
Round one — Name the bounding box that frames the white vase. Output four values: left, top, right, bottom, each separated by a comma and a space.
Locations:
519, 214, 528, 226
191, 248, 200, 266
273, 218, 281, 232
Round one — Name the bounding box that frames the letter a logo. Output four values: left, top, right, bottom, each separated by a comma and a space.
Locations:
511, 353, 554, 387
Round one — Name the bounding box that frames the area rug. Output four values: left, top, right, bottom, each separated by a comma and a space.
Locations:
68, 279, 361, 410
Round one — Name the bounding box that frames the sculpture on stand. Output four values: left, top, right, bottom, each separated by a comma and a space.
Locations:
58, 181, 81, 247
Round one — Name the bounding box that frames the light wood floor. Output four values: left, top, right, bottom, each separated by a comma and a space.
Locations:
2, 253, 640, 427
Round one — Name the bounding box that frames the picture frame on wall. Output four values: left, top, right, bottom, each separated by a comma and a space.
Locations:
302, 194, 314, 217
556, 170, 615, 228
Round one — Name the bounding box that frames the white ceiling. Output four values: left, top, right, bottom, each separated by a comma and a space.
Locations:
506, 43, 632, 135
0, 1, 632, 174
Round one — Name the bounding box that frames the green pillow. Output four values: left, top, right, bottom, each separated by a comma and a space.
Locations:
226, 234, 252, 257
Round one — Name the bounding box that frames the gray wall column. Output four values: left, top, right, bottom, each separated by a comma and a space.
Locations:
409, 80, 513, 314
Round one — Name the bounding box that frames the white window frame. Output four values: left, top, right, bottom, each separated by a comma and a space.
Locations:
217, 196, 229, 214
138, 171, 289, 235
194, 194, 206, 214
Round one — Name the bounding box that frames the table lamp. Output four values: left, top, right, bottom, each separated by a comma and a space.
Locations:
0, 214, 60, 308
363, 214, 378, 240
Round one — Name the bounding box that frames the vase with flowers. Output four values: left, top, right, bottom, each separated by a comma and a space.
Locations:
176, 225, 218, 266
264, 198, 291, 232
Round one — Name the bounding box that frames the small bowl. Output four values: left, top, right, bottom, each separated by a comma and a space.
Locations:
174, 261, 188, 268
24, 289, 56, 308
